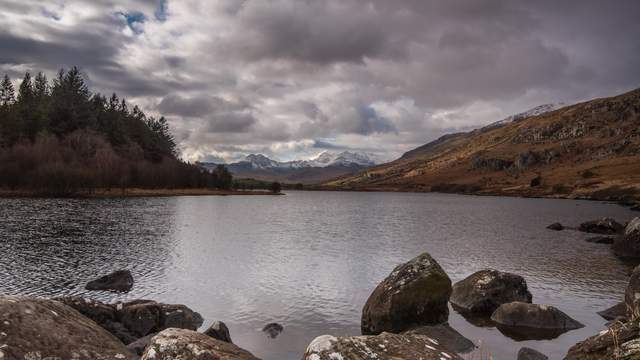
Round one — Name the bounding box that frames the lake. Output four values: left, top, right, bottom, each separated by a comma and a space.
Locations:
0, 191, 636, 359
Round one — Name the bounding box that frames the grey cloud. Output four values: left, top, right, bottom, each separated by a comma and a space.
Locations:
205, 112, 256, 133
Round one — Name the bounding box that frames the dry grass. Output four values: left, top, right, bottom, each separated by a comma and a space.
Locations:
0, 187, 276, 198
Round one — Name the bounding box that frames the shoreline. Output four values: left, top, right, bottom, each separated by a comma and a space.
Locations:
0, 188, 280, 198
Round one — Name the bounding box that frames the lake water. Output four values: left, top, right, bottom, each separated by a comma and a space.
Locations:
0, 191, 637, 359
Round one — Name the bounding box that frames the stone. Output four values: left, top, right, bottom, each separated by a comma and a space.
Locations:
403, 323, 476, 354
302, 332, 462, 360
262, 323, 283, 339
204, 321, 233, 343
141, 328, 260, 360
565, 321, 640, 360
450, 269, 532, 316
585, 236, 615, 244
613, 217, 640, 258
547, 222, 564, 231
127, 333, 156, 356
597, 301, 628, 322
631, 205, 640, 212
625, 265, 640, 316
579, 217, 624, 235
491, 302, 584, 340
0, 295, 135, 360
86, 269, 134, 292
518, 347, 549, 360
361, 252, 452, 335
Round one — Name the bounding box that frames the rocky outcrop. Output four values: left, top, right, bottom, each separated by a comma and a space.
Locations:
518, 347, 549, 360
85, 269, 134, 292
586, 236, 615, 244
564, 321, 640, 360
56, 296, 203, 344
262, 323, 284, 339
141, 328, 260, 360
302, 332, 462, 360
204, 321, 233, 343
403, 323, 475, 354
491, 302, 583, 340
579, 217, 624, 235
613, 217, 640, 258
0, 295, 135, 360
472, 157, 513, 171
361, 252, 452, 335
450, 269, 532, 316
547, 223, 564, 231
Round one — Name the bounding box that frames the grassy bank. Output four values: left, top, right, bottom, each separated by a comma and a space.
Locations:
0, 187, 278, 198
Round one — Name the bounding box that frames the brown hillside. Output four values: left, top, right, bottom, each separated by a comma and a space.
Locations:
325, 88, 640, 201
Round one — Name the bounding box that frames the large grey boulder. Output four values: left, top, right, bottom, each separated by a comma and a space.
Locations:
86, 269, 134, 292
141, 328, 260, 360
491, 302, 583, 340
625, 264, 640, 316
403, 323, 476, 354
302, 332, 462, 360
450, 269, 532, 316
0, 295, 136, 360
361, 252, 452, 335
565, 321, 640, 359
579, 217, 624, 235
613, 217, 640, 259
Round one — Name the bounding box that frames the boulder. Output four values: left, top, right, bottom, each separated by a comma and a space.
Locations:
579, 217, 624, 235
631, 205, 640, 212
491, 302, 583, 340
518, 347, 549, 360
86, 269, 134, 292
450, 269, 532, 316
361, 252, 452, 334
0, 295, 135, 360
127, 333, 156, 356
547, 223, 564, 231
625, 265, 640, 316
613, 217, 640, 258
403, 323, 476, 354
565, 321, 640, 360
302, 332, 462, 360
585, 236, 615, 244
141, 328, 260, 360
204, 321, 233, 343
262, 322, 283, 339
597, 301, 628, 322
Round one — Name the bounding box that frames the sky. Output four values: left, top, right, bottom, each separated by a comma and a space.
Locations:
1, 1, 639, 163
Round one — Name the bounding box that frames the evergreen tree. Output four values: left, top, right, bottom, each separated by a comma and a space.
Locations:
0, 75, 15, 106
33, 72, 49, 99
17, 72, 33, 103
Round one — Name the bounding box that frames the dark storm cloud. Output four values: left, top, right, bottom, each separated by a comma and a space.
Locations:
1, 0, 639, 162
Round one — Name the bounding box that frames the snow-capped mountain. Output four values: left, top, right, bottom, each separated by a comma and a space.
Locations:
240, 151, 377, 169
483, 103, 567, 130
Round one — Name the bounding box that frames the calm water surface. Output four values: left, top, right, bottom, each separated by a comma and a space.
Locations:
0, 191, 637, 359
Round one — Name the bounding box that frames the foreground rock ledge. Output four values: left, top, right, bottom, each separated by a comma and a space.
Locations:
141, 328, 260, 360
564, 321, 640, 359
303, 332, 462, 360
361, 252, 452, 335
450, 269, 532, 316
0, 295, 135, 360
613, 217, 640, 259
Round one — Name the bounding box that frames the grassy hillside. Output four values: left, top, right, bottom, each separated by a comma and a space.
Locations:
325, 88, 640, 202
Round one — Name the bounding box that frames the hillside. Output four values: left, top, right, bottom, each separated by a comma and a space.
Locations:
325, 88, 640, 201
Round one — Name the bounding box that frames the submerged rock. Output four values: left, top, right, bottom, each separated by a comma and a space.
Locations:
141, 328, 260, 360
547, 223, 565, 231
518, 347, 549, 360
586, 236, 615, 244
204, 320, 233, 343
450, 269, 532, 316
86, 269, 134, 292
262, 322, 284, 339
597, 301, 628, 322
403, 323, 476, 354
579, 217, 624, 235
302, 332, 462, 360
0, 295, 135, 360
613, 217, 640, 259
361, 252, 452, 335
565, 321, 640, 360
491, 302, 584, 340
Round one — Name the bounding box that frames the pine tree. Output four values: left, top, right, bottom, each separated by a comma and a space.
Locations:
0, 74, 15, 106
33, 72, 49, 99
17, 72, 33, 103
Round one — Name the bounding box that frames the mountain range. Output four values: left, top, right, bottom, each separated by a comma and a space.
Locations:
199, 151, 378, 184
325, 88, 640, 201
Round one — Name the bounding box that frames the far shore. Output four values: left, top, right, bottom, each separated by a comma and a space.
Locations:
0, 188, 280, 198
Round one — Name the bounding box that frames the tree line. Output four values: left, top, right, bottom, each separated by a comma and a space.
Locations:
0, 67, 233, 195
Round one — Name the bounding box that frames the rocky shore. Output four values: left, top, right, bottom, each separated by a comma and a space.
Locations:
2, 217, 640, 359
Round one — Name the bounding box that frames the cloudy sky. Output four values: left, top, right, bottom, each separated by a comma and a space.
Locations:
1, 1, 639, 163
